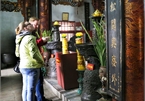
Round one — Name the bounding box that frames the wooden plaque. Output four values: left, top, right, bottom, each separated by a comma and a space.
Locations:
105, 0, 125, 101
62, 12, 69, 21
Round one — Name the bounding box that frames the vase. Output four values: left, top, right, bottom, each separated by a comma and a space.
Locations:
2, 53, 18, 65
99, 66, 106, 79
99, 66, 107, 91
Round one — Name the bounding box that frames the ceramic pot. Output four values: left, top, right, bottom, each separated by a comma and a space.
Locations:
99, 66, 106, 79
2, 53, 17, 65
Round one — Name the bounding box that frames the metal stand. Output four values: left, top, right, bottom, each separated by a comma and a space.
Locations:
45, 24, 61, 79
76, 69, 85, 95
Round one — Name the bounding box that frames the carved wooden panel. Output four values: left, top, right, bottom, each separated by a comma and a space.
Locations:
105, 0, 125, 101
124, 0, 144, 101
52, 0, 84, 7
1, 1, 20, 12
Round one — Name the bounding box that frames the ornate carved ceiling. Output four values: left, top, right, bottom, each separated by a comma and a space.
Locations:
52, 0, 84, 7
1, 1, 21, 12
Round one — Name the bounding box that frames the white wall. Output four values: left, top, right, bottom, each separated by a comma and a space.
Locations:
0, 11, 24, 54
52, 0, 94, 25
52, 0, 94, 42
52, 4, 85, 22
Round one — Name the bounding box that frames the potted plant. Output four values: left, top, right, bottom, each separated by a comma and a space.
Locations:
80, 16, 107, 85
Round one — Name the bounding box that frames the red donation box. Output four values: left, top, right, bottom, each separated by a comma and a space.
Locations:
55, 52, 79, 90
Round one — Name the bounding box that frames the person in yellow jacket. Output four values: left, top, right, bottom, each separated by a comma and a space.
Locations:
15, 21, 44, 101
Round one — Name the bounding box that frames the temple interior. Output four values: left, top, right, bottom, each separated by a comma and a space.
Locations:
0, 0, 145, 101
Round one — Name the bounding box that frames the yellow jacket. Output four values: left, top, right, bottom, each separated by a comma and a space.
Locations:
15, 31, 44, 68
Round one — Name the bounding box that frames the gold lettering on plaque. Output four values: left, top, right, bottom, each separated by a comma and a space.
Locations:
112, 55, 117, 67
112, 74, 117, 86
28, 9, 31, 12
110, 2, 116, 12
28, 14, 31, 16
111, 19, 116, 31
120, 0, 121, 5
111, 37, 117, 48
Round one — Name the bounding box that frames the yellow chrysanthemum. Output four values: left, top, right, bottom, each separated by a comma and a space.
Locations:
61, 34, 67, 38
76, 32, 83, 38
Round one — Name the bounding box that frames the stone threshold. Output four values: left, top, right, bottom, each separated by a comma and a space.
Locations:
44, 77, 81, 101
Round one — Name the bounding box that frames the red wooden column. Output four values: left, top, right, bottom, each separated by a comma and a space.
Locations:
125, 0, 144, 101
18, 0, 35, 20
39, 0, 51, 35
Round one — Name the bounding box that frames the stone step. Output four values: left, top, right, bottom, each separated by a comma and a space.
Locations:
44, 77, 81, 101
51, 97, 62, 101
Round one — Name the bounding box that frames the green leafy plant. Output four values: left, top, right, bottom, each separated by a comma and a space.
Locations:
42, 30, 52, 42
36, 29, 52, 52
80, 17, 106, 67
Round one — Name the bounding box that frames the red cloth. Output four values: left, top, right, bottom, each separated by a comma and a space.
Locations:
36, 38, 47, 49
36, 38, 47, 59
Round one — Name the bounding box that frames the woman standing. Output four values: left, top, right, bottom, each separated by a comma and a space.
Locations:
15, 21, 44, 101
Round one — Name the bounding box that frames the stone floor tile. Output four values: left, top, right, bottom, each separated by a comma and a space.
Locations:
1, 67, 82, 101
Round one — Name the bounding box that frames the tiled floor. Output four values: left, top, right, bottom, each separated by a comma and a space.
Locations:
44, 78, 81, 101
0, 67, 82, 101
0, 67, 110, 101
0, 67, 57, 101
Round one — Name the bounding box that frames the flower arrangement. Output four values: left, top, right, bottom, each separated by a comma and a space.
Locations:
75, 32, 83, 44
76, 32, 83, 38
61, 34, 67, 38
80, 17, 106, 67
36, 30, 52, 40
36, 29, 52, 52
42, 30, 52, 41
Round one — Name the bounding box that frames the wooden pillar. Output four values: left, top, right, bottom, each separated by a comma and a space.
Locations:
18, 0, 35, 20
39, 0, 51, 35
125, 0, 144, 101
91, 0, 104, 12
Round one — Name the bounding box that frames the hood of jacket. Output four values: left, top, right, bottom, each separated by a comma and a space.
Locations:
15, 30, 31, 45
15, 31, 31, 57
